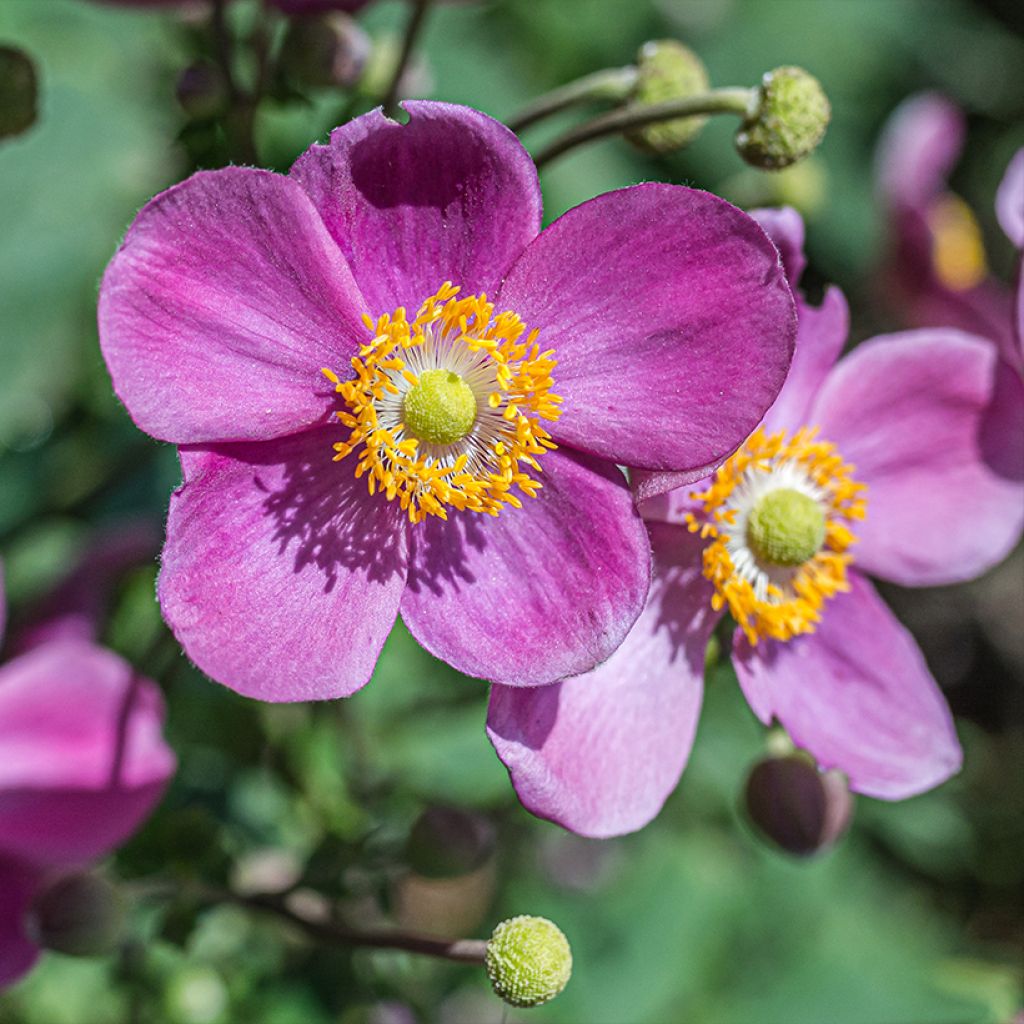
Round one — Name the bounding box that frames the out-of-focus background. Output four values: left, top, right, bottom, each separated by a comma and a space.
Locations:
0, 0, 1022, 1021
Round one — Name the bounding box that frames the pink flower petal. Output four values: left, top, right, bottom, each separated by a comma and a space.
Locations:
487, 523, 718, 837
290, 102, 541, 316
811, 329, 1024, 586
996, 148, 1024, 249
0, 857, 41, 989
733, 572, 962, 800
160, 428, 408, 702
99, 168, 368, 445
0, 643, 174, 867
401, 449, 650, 686
498, 183, 796, 472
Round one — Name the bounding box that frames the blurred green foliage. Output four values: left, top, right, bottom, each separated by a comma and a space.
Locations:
0, 1, 1022, 1022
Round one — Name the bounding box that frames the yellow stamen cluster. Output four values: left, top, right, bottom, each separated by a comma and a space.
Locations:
686, 427, 867, 645
323, 282, 561, 524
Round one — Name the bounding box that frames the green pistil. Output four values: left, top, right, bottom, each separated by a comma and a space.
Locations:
747, 488, 826, 567
403, 368, 477, 446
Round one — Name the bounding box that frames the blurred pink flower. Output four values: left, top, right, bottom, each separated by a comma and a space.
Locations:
0, 564, 175, 988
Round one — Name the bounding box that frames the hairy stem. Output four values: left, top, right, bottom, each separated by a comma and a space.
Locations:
506, 65, 639, 134
532, 86, 755, 168
383, 0, 433, 118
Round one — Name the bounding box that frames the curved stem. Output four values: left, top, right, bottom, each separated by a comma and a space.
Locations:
506, 65, 639, 134
383, 0, 433, 118
532, 86, 755, 168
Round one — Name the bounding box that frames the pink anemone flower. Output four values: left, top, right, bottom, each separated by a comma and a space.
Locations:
487, 207, 1024, 838
0, 564, 175, 987
98, 101, 795, 701
875, 93, 1020, 372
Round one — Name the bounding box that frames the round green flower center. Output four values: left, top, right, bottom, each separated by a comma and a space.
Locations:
402, 368, 477, 446
747, 488, 826, 568
485, 915, 573, 1009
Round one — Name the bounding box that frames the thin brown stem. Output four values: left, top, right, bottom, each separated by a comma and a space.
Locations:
532, 86, 755, 168
382, 0, 433, 118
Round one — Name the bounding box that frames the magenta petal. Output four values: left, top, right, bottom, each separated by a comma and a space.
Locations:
499, 183, 796, 471
0, 858, 41, 989
811, 329, 1024, 586
487, 523, 717, 837
996, 148, 1024, 248
763, 286, 849, 435
749, 205, 807, 286
0, 643, 174, 867
733, 572, 962, 800
876, 93, 964, 209
290, 102, 541, 315
99, 168, 368, 445
160, 428, 407, 702
401, 449, 650, 685
0, 561, 6, 649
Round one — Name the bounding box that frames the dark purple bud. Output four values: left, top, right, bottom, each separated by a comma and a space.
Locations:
744, 753, 853, 856
405, 805, 496, 879
175, 61, 230, 120
0, 45, 38, 141
28, 873, 126, 957
279, 12, 371, 90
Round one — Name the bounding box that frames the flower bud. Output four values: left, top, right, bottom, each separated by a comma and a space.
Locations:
485, 915, 572, 1009
0, 45, 38, 141
744, 753, 853, 856
625, 39, 710, 155
405, 805, 496, 879
735, 66, 830, 170
279, 12, 371, 91
175, 62, 229, 121
28, 873, 126, 957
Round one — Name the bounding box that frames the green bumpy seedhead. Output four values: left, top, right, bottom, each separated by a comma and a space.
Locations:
402, 368, 477, 446
735, 66, 830, 170
747, 488, 826, 568
485, 915, 573, 1008
625, 39, 710, 154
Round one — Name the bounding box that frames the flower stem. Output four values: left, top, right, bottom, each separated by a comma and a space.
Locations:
532, 86, 755, 168
383, 0, 433, 118
506, 65, 640, 134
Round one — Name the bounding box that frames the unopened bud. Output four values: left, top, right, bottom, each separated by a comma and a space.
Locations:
624, 40, 709, 155
485, 915, 572, 1009
744, 753, 853, 856
279, 12, 371, 91
175, 62, 229, 121
28, 873, 126, 957
406, 806, 496, 879
735, 66, 830, 170
0, 45, 38, 140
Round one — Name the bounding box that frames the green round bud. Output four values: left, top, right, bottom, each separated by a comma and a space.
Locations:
735, 66, 830, 170
485, 915, 572, 1008
175, 62, 229, 121
403, 368, 477, 446
0, 45, 38, 141
28, 873, 126, 957
746, 488, 825, 568
625, 40, 710, 155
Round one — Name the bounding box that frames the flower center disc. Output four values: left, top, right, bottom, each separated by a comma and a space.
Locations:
685, 427, 867, 645
746, 488, 826, 568
403, 368, 477, 446
322, 282, 562, 524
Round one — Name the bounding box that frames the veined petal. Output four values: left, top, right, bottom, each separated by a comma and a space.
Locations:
733, 572, 962, 800
996, 148, 1024, 249
99, 168, 368, 444
161, 428, 408, 702
487, 523, 717, 837
0, 643, 174, 867
290, 101, 541, 315
749, 205, 807, 286
810, 329, 1024, 586
401, 449, 650, 686
499, 183, 796, 472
